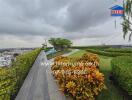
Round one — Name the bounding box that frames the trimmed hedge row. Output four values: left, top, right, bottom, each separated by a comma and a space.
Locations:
111, 56, 132, 95
104, 48, 132, 53
87, 49, 131, 57
71, 46, 110, 50
0, 48, 41, 100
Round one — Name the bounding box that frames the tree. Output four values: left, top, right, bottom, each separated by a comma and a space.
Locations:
48, 38, 72, 51
122, 0, 132, 41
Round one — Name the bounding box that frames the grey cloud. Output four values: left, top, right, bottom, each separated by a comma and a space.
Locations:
0, 0, 126, 48
4, 0, 71, 20
63, 0, 114, 32
0, 18, 56, 35
0, 0, 67, 35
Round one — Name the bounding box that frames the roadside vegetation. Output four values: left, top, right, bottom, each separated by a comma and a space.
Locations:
0, 49, 41, 100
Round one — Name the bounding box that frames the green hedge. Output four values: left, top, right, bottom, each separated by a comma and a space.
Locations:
111, 56, 132, 95
87, 49, 131, 57
71, 46, 110, 50
0, 48, 41, 100
104, 48, 132, 53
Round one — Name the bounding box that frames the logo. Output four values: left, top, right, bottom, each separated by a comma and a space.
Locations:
110, 5, 124, 17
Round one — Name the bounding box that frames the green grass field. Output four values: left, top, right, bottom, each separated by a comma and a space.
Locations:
69, 50, 87, 58
69, 50, 125, 100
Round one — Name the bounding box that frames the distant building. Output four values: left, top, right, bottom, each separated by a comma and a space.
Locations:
0, 49, 32, 67
0, 55, 13, 67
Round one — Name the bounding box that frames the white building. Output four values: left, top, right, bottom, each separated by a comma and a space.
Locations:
0, 55, 12, 67
0, 49, 32, 67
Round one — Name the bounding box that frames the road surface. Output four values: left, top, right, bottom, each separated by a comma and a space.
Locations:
15, 51, 50, 100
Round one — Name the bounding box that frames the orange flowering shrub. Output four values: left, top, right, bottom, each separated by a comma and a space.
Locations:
78, 53, 100, 68
51, 56, 70, 70
51, 53, 106, 100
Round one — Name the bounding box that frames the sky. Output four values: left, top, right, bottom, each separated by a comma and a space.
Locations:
0, 0, 131, 48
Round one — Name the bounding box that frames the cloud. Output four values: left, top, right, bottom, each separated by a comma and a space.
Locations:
0, 0, 66, 36
0, 0, 115, 35
0, 0, 129, 48
0, 17, 61, 36
0, 34, 47, 48
63, 0, 113, 32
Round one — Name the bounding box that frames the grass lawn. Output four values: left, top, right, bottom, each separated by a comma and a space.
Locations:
69, 50, 125, 100
68, 50, 87, 58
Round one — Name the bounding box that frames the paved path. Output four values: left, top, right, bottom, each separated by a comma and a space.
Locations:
15, 49, 79, 100
15, 51, 50, 100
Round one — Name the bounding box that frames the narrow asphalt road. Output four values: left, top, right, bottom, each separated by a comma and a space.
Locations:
15, 51, 50, 100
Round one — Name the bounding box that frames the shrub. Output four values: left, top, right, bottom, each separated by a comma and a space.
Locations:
87, 49, 131, 57
0, 48, 41, 99
104, 48, 132, 53
78, 53, 100, 68
71, 46, 110, 50
111, 56, 132, 95
51, 53, 106, 100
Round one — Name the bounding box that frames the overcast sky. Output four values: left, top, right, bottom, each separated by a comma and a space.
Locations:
0, 0, 131, 48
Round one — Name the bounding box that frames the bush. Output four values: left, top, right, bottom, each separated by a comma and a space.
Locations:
0, 48, 41, 99
87, 49, 131, 57
104, 48, 132, 53
0, 68, 14, 100
71, 46, 110, 50
111, 56, 132, 95
51, 53, 106, 100
78, 53, 100, 68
